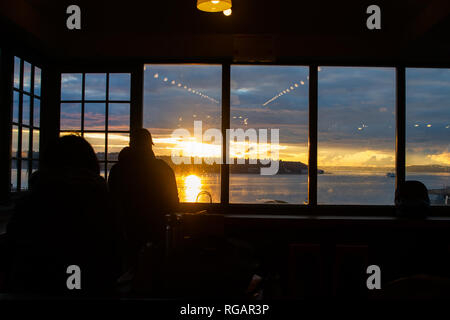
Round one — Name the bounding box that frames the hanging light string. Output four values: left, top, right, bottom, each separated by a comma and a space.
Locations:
261, 68, 323, 107
152, 72, 220, 104
262, 78, 309, 107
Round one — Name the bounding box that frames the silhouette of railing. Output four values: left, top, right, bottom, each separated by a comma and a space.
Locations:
196, 190, 212, 203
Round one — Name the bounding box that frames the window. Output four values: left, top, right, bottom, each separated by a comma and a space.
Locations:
143, 64, 222, 203
55, 64, 449, 211
318, 67, 396, 205
230, 66, 309, 204
11, 56, 41, 191
406, 68, 450, 206
60, 73, 131, 178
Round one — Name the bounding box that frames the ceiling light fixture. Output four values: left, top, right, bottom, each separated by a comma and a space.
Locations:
223, 8, 232, 16
197, 0, 232, 13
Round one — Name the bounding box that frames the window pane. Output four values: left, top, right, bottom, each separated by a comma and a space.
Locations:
108, 133, 130, 161
109, 103, 130, 131
21, 160, 29, 190
84, 103, 105, 130
84, 132, 106, 160
60, 103, 81, 130
406, 68, 450, 206
32, 129, 40, 158
143, 64, 222, 203
318, 67, 396, 205
61, 73, 82, 100
23, 61, 32, 93
34, 98, 40, 127
22, 94, 30, 125
230, 66, 309, 204
21, 128, 30, 158
12, 125, 19, 158
85, 73, 106, 100
11, 160, 18, 192
13, 91, 19, 123
34, 67, 41, 96
109, 73, 131, 100
14, 57, 21, 89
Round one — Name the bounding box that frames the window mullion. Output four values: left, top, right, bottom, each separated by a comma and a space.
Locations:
17, 59, 24, 191
308, 65, 318, 207
221, 63, 230, 206
130, 65, 144, 144
105, 73, 109, 177
81, 73, 85, 137
395, 66, 406, 189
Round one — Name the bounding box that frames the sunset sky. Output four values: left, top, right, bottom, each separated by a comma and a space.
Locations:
58, 66, 450, 167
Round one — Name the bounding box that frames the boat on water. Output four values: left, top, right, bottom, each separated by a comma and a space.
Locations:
386, 172, 395, 178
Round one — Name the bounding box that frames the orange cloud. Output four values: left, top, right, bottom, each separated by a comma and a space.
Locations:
428, 152, 450, 165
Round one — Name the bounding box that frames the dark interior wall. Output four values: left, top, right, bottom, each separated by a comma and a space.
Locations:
0, 49, 13, 204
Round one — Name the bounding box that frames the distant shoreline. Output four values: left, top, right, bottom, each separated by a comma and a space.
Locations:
101, 153, 450, 174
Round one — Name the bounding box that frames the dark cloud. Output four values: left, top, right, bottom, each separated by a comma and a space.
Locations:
406, 68, 450, 154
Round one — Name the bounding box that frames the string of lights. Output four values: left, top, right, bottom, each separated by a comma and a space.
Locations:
261, 68, 323, 107
151, 72, 220, 104
261, 79, 307, 107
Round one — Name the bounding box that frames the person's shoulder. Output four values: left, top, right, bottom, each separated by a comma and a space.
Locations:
155, 158, 171, 168
155, 159, 174, 173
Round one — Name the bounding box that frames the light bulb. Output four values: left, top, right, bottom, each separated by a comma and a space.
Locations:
223, 8, 232, 16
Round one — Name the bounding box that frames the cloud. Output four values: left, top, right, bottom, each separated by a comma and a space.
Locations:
427, 152, 450, 165
318, 148, 395, 167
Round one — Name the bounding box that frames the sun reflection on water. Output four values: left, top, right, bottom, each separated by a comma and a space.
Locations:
183, 174, 202, 202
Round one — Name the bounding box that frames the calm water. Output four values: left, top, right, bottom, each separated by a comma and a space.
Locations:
13, 170, 449, 205
177, 172, 450, 205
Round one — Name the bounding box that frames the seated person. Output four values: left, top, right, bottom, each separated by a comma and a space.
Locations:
5, 135, 119, 296
380, 180, 450, 295
395, 180, 430, 218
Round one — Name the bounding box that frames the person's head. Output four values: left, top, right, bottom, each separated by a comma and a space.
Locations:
395, 180, 430, 218
118, 146, 131, 163
130, 128, 154, 151
42, 135, 100, 174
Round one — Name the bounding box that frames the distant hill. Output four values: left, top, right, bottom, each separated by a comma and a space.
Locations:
104, 153, 321, 174
155, 156, 316, 175
406, 165, 450, 173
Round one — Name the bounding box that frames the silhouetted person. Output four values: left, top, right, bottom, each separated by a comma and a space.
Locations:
108, 129, 179, 279
108, 146, 133, 272
395, 180, 430, 218
383, 180, 450, 287
5, 135, 119, 296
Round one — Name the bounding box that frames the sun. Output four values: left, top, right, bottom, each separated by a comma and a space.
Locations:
184, 174, 202, 202
185, 174, 201, 189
